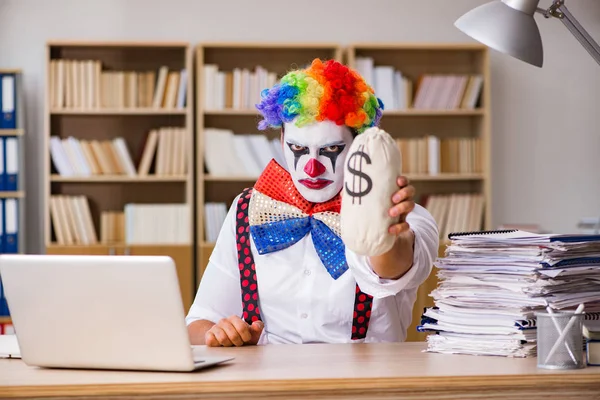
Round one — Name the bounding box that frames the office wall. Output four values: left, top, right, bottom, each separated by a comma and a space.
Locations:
1, 0, 599, 252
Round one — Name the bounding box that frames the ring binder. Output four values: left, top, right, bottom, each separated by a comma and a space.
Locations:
448, 229, 517, 239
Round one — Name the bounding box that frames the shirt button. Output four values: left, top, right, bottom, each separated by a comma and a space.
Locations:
300, 313, 308, 319
304, 269, 311, 276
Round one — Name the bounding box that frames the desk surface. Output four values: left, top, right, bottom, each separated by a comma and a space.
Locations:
1, 342, 600, 399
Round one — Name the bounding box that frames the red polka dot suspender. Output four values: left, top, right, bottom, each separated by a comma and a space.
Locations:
236, 188, 261, 324
235, 187, 374, 340
351, 284, 373, 340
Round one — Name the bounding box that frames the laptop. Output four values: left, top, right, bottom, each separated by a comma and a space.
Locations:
0, 254, 233, 372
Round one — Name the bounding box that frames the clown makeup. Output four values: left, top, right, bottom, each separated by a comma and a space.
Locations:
282, 120, 354, 203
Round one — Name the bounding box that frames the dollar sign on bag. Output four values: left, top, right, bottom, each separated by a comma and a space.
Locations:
345, 145, 373, 205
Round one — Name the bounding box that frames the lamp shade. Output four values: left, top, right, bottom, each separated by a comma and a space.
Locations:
455, 0, 544, 67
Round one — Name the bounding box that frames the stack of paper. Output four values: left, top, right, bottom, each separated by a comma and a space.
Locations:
419, 230, 600, 358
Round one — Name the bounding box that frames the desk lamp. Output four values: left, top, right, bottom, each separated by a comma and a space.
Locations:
454, 0, 600, 67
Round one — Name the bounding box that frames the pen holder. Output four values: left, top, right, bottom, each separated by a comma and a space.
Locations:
536, 311, 585, 370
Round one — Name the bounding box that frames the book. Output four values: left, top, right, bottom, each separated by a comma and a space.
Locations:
395, 136, 482, 175
0, 73, 16, 129
203, 128, 284, 178
49, 60, 185, 110
423, 194, 485, 241
203, 65, 277, 110
587, 340, 600, 366
583, 320, 600, 340
50, 129, 186, 177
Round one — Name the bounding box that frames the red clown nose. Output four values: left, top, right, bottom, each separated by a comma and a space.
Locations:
303, 158, 326, 178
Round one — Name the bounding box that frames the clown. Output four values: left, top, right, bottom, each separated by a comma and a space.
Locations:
186, 59, 439, 346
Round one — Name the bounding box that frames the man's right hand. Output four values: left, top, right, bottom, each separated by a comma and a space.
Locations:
205, 315, 264, 347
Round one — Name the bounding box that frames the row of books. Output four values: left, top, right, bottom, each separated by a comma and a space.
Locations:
396, 136, 482, 175
204, 130, 481, 178
204, 203, 228, 243
354, 57, 413, 110
203, 65, 278, 110
101, 211, 125, 244
50, 128, 187, 177
49, 60, 187, 109
50, 195, 97, 245
353, 57, 483, 110
413, 74, 483, 110
123, 203, 190, 245
137, 128, 188, 176
203, 128, 285, 177
0, 137, 19, 191
0, 73, 18, 129
50, 195, 190, 245
422, 193, 485, 241
420, 230, 600, 358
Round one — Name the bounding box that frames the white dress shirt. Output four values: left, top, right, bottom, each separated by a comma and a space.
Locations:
186, 197, 439, 344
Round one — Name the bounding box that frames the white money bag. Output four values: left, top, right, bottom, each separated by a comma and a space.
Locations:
340, 127, 402, 256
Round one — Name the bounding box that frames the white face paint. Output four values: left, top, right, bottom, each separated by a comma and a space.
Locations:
282, 120, 354, 203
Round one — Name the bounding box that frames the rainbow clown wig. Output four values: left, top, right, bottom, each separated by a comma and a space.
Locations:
256, 59, 384, 134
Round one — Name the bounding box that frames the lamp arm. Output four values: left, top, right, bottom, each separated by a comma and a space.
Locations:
535, 0, 600, 66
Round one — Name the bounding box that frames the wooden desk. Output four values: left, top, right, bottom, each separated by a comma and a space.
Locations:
1, 342, 599, 399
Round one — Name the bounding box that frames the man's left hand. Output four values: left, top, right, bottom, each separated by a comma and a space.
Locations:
388, 176, 415, 236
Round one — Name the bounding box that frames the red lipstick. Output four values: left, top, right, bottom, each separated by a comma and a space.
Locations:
299, 179, 332, 190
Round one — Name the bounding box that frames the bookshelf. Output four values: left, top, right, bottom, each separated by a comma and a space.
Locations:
194, 42, 490, 343
347, 43, 492, 341
196, 42, 342, 281
347, 43, 492, 235
43, 41, 195, 310
0, 69, 25, 330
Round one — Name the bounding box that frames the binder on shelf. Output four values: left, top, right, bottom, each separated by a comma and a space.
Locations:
3, 199, 18, 254
0, 139, 4, 191
4, 137, 18, 191
0, 199, 3, 252
0, 74, 16, 130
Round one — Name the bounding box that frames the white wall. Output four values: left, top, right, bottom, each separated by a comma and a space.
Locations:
1, 0, 599, 252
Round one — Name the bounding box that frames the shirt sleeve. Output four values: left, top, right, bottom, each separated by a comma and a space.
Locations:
345, 204, 439, 299
185, 196, 243, 326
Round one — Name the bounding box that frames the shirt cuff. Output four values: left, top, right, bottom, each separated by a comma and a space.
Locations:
185, 306, 224, 327
346, 227, 433, 299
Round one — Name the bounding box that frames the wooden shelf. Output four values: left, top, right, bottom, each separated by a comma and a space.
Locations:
0, 191, 24, 198
47, 243, 192, 249
383, 109, 484, 116
47, 40, 189, 48
0, 317, 11, 324
0, 129, 24, 136
204, 109, 258, 116
50, 175, 188, 183
349, 42, 487, 51
204, 175, 257, 182
45, 41, 195, 311
200, 42, 341, 49
405, 173, 484, 181
204, 173, 484, 182
196, 42, 492, 327
203, 109, 484, 117
50, 108, 187, 116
